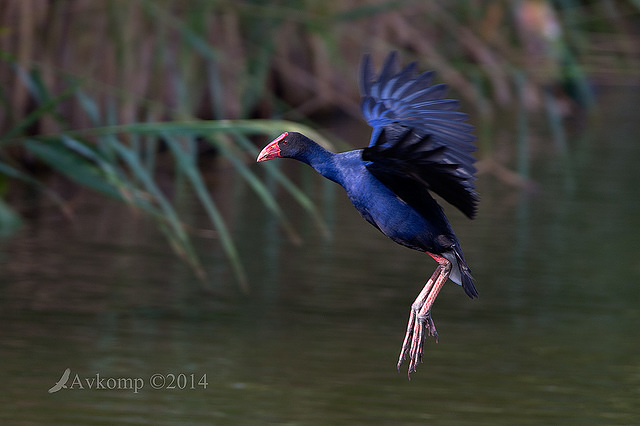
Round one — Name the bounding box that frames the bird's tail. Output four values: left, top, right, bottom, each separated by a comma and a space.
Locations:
443, 247, 478, 299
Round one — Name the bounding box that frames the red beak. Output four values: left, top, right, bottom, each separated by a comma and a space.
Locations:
256, 132, 287, 162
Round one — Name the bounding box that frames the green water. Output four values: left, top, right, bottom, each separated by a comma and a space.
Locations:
1, 87, 639, 424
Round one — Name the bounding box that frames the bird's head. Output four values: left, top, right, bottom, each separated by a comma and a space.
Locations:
256, 132, 311, 162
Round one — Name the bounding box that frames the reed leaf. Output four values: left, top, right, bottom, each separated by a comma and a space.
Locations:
23, 139, 124, 200
232, 131, 330, 239
0, 195, 21, 237
205, 132, 300, 243
106, 135, 204, 276
0, 81, 80, 146
44, 120, 335, 150
163, 133, 248, 291
0, 160, 71, 218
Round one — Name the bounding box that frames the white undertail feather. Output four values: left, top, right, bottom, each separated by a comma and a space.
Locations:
441, 251, 462, 286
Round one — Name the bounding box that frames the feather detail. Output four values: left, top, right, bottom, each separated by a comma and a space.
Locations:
359, 52, 478, 219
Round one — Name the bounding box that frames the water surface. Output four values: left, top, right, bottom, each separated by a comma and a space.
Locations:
1, 87, 639, 424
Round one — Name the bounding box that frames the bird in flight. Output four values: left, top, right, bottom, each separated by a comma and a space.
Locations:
257, 52, 478, 378
48, 368, 71, 393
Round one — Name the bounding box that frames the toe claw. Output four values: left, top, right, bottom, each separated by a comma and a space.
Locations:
398, 309, 439, 378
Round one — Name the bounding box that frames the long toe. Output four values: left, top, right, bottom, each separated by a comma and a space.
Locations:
421, 312, 439, 343
397, 309, 417, 370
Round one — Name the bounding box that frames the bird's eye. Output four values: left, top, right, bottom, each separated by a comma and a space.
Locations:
283, 141, 288, 145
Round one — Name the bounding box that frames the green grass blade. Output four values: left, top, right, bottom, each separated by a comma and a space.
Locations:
232, 132, 330, 239
35, 120, 334, 151
0, 195, 21, 238
142, 0, 218, 61
23, 139, 125, 200
60, 135, 169, 219
206, 133, 302, 243
0, 160, 73, 217
0, 81, 81, 145
163, 133, 248, 292
75, 88, 102, 125
106, 135, 204, 276
17, 119, 333, 240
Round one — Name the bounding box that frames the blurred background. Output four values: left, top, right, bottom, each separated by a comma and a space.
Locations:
1, 0, 639, 424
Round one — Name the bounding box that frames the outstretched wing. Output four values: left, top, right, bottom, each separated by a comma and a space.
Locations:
359, 52, 478, 219
363, 128, 477, 219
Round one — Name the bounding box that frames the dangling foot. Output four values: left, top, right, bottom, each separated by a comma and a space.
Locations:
397, 307, 440, 377
418, 310, 439, 343
397, 252, 451, 379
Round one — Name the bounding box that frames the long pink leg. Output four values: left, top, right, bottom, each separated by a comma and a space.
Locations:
397, 266, 440, 369
397, 252, 452, 378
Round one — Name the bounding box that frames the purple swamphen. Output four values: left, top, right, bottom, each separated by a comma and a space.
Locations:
257, 52, 478, 377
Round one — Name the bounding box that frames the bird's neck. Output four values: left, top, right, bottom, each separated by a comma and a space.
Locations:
296, 143, 342, 184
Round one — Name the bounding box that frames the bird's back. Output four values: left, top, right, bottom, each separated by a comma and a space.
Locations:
330, 151, 457, 254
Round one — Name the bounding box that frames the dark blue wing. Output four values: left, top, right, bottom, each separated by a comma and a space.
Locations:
360, 52, 478, 219
363, 127, 478, 219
